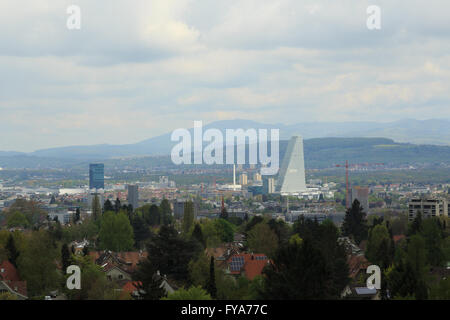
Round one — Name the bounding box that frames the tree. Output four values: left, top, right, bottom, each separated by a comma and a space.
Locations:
6, 234, 20, 268
182, 201, 195, 234
388, 234, 429, 300
162, 286, 212, 300
104, 199, 114, 212
408, 211, 423, 236
74, 208, 81, 223
160, 199, 173, 226
114, 198, 121, 213
7, 211, 30, 229
406, 234, 428, 280
260, 239, 333, 299
206, 256, 217, 298
99, 211, 134, 251
8, 199, 47, 227
216, 273, 251, 300
421, 218, 444, 267
271, 218, 349, 299
188, 252, 210, 288
132, 215, 152, 249
65, 255, 121, 300
139, 204, 161, 226
247, 223, 278, 257
245, 216, 264, 234
386, 260, 419, 299
133, 258, 166, 300
146, 225, 201, 282
267, 219, 290, 246
191, 224, 206, 248
220, 207, 228, 220
0, 292, 18, 300
429, 277, 450, 299
17, 231, 60, 297
216, 219, 236, 243
92, 195, 102, 221
61, 243, 72, 273
366, 224, 392, 270
341, 199, 368, 244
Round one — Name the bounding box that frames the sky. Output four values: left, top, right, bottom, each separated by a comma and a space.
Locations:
0, 0, 449, 152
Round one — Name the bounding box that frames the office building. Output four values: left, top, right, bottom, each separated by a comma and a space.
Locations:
351, 186, 369, 213
263, 177, 276, 194
127, 185, 139, 210
408, 198, 448, 221
89, 164, 104, 190
276, 136, 307, 194
239, 173, 248, 186
253, 172, 262, 182
248, 185, 264, 196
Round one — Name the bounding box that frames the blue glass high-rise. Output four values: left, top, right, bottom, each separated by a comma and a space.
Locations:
89, 163, 104, 190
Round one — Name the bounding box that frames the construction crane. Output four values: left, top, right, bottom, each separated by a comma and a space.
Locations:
335, 161, 384, 208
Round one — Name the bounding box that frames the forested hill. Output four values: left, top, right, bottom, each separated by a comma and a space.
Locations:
0, 137, 449, 169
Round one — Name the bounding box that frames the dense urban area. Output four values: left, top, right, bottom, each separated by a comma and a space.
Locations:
0, 137, 449, 300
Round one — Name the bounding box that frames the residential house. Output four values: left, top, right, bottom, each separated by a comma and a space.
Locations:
226, 253, 271, 280
89, 250, 148, 282
0, 260, 28, 300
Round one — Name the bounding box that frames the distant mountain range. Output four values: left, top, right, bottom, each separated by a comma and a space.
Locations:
0, 119, 449, 169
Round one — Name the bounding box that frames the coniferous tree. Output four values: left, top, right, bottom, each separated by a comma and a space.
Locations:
260, 239, 333, 299
132, 215, 151, 249
182, 201, 195, 234
207, 256, 217, 298
61, 243, 71, 272
408, 211, 423, 236
114, 198, 121, 213
133, 258, 166, 300
6, 234, 19, 268
191, 224, 206, 248
341, 199, 368, 244
92, 195, 102, 221
146, 225, 201, 281
160, 199, 173, 225
220, 207, 228, 220
74, 208, 81, 223
104, 199, 114, 212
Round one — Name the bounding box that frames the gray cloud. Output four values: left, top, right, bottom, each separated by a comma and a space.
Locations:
0, 0, 449, 151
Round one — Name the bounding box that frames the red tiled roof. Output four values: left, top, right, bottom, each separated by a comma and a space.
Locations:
244, 259, 270, 280
393, 235, 406, 243
0, 260, 21, 282
0, 260, 27, 298
90, 251, 148, 274
227, 253, 270, 280
122, 281, 141, 294
7, 280, 28, 298
347, 255, 370, 279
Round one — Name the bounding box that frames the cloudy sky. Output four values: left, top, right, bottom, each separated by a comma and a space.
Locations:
0, 0, 449, 152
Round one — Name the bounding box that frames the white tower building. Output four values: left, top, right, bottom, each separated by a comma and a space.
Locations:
276, 136, 307, 194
